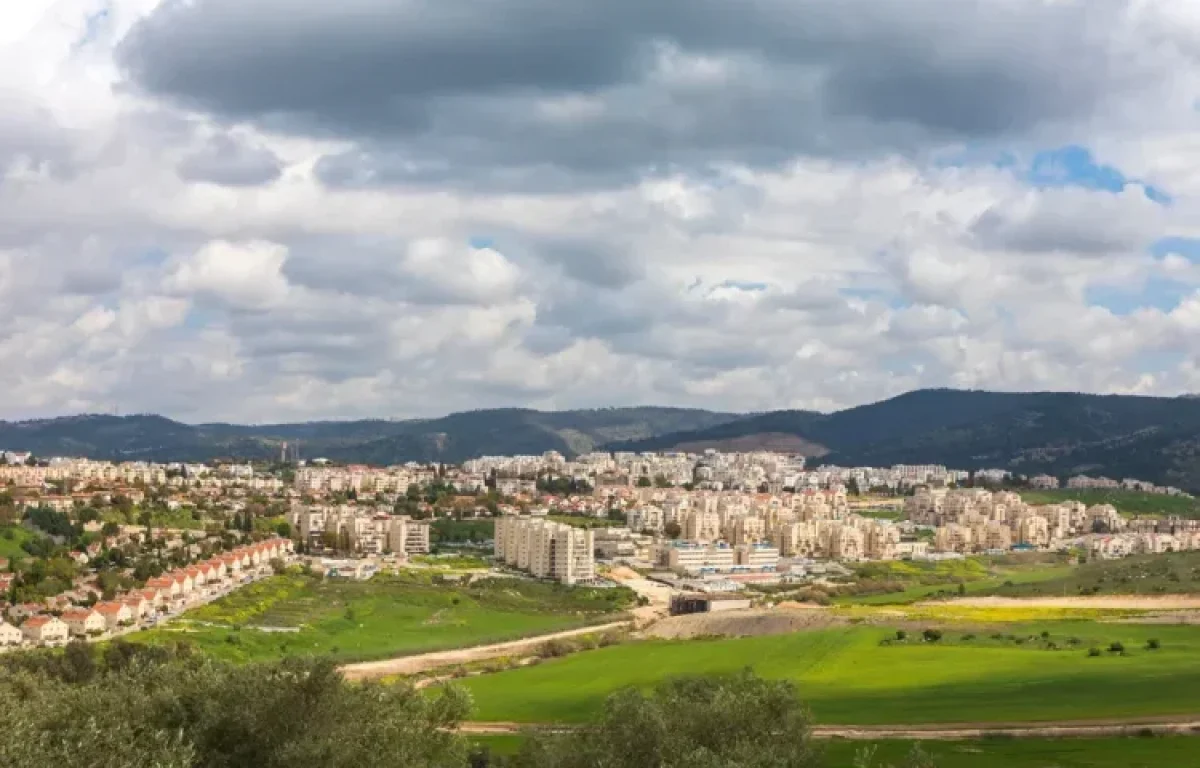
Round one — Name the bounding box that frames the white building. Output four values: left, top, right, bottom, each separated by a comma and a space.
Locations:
494, 516, 595, 585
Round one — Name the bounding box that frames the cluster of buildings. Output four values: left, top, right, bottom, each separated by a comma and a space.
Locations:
289, 506, 431, 557
905, 488, 1200, 556
1, 537, 294, 648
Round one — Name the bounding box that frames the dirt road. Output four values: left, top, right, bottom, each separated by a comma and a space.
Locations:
338, 621, 630, 680
459, 714, 1200, 740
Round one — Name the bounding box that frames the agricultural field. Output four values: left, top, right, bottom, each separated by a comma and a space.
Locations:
982, 551, 1200, 598
467, 734, 1200, 768
458, 622, 1200, 726
1018, 489, 1200, 518
129, 572, 635, 664
834, 555, 1072, 605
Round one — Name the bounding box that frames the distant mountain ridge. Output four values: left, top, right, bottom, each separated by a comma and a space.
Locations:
612, 389, 1200, 490
0, 407, 738, 465
7, 390, 1200, 489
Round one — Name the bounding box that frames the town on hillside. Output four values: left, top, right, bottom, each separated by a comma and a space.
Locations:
0, 445, 1195, 649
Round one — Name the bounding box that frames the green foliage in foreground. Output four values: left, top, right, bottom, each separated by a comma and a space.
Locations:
0, 645, 469, 768
128, 573, 634, 663
499, 671, 929, 768
1017, 488, 1200, 518
460, 622, 1200, 725
1, 647, 938, 768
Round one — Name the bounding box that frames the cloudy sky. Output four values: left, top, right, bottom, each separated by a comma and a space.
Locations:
6, 0, 1200, 422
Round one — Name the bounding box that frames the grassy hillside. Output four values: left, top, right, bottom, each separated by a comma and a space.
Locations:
0, 525, 38, 560
459, 622, 1200, 725
129, 572, 634, 663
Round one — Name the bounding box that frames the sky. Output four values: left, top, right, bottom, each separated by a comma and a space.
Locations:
7, 1, 1200, 422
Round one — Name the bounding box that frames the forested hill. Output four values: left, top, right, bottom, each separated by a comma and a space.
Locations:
0, 407, 737, 465
611, 389, 1200, 490
9, 390, 1200, 489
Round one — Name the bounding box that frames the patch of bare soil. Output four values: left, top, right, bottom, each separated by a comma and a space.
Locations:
642, 607, 843, 640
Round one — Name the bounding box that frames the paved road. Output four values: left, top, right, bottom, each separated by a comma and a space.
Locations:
458, 714, 1200, 740
338, 620, 631, 680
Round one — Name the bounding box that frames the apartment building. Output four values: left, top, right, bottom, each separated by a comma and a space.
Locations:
494, 516, 595, 585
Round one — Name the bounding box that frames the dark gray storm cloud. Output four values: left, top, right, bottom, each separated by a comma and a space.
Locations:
117, 0, 1142, 186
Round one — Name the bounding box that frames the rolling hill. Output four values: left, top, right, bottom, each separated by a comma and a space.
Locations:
0, 408, 736, 465
7, 390, 1200, 488
611, 389, 1200, 489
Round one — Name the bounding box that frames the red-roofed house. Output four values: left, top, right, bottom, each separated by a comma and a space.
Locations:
21, 615, 68, 646
61, 608, 105, 637
94, 601, 134, 631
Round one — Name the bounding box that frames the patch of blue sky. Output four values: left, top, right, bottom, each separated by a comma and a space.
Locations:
74, 5, 110, 50
183, 307, 215, 330
938, 143, 1170, 203
468, 236, 495, 249
1086, 276, 1191, 315
718, 280, 767, 292
1151, 237, 1200, 261
1027, 145, 1170, 203
839, 288, 908, 310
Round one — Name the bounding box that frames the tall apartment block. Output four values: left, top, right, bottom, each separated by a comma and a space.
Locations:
494, 516, 595, 585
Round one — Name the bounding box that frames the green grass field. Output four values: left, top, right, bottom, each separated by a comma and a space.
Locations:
409, 553, 493, 570
983, 551, 1200, 597
838, 556, 1073, 605
128, 573, 634, 664
822, 737, 1200, 768
467, 734, 1200, 767
0, 525, 38, 559
1018, 489, 1200, 518
459, 622, 1200, 725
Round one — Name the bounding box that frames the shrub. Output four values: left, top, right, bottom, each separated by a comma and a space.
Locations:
895, 630, 907, 641
1087, 647, 1102, 657
1146, 638, 1161, 651
1040, 631, 1050, 639
922, 628, 942, 643
961, 634, 975, 642
1108, 641, 1125, 654
538, 639, 572, 658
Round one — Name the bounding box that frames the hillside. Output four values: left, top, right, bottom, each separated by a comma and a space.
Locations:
611, 389, 1200, 490
0, 408, 735, 465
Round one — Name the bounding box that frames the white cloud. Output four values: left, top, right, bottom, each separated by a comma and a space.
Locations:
166, 240, 290, 311
1, 0, 1200, 421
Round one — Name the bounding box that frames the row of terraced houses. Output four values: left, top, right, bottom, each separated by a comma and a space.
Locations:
1, 537, 294, 648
